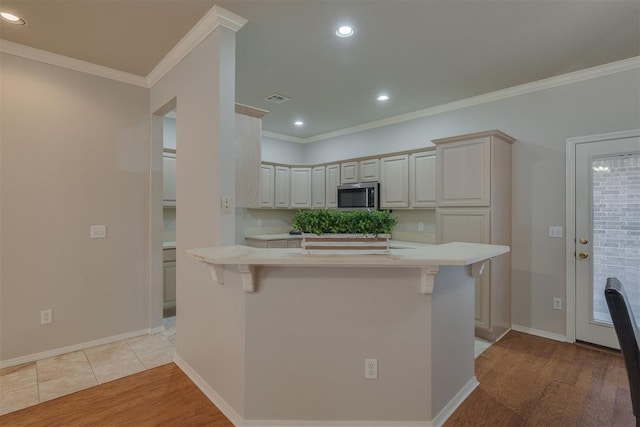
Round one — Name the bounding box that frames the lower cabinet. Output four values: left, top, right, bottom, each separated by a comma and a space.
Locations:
163, 248, 177, 312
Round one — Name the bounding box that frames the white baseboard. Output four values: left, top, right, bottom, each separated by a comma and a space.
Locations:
0, 328, 154, 369
511, 324, 567, 342
174, 357, 479, 427
243, 421, 432, 427
431, 376, 479, 427
173, 355, 243, 427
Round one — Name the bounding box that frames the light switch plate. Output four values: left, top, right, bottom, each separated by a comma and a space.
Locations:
90, 225, 107, 239
548, 226, 563, 238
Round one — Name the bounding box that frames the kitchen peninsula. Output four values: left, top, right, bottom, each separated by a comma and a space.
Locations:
185, 242, 508, 426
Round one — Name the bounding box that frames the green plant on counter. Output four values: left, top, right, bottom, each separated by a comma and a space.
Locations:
290, 209, 398, 236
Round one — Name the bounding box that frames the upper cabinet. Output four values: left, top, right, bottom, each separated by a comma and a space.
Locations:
340, 161, 359, 184
434, 131, 515, 208
162, 151, 176, 206
325, 164, 340, 208
290, 167, 312, 208
311, 166, 326, 208
359, 159, 379, 182
409, 151, 436, 208
235, 105, 269, 209
259, 164, 275, 208
274, 166, 291, 208
380, 154, 409, 208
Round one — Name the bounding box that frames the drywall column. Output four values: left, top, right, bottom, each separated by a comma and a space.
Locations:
149, 6, 247, 418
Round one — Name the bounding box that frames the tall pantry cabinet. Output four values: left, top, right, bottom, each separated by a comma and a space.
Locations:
433, 130, 515, 342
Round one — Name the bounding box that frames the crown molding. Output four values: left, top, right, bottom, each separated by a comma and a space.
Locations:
261, 131, 305, 144
299, 56, 640, 144
146, 5, 247, 87
0, 39, 148, 87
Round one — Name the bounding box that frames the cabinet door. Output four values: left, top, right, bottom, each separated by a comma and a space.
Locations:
325, 164, 340, 208
259, 164, 275, 208
380, 154, 409, 208
290, 168, 312, 208
341, 161, 359, 184
437, 137, 491, 207
163, 261, 177, 309
436, 208, 491, 329
359, 159, 379, 182
274, 166, 291, 208
410, 152, 436, 208
162, 153, 176, 206
311, 166, 326, 208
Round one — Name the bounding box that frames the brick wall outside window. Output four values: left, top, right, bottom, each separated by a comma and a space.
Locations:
592, 153, 640, 324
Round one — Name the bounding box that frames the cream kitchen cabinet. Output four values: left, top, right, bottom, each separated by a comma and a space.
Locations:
311, 166, 326, 208
163, 248, 176, 313
409, 151, 436, 208
290, 167, 312, 208
340, 161, 359, 184
259, 164, 275, 208
359, 158, 379, 182
325, 164, 340, 208
433, 130, 515, 341
274, 166, 291, 208
235, 105, 268, 208
380, 154, 409, 208
162, 152, 176, 206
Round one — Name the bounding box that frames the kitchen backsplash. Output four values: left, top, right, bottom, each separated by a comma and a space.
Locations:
163, 206, 176, 242
236, 208, 436, 244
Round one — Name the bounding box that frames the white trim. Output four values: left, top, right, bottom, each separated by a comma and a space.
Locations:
243, 421, 432, 427
431, 376, 479, 427
262, 131, 306, 144
300, 56, 640, 144
0, 328, 152, 369
173, 355, 244, 427
564, 129, 640, 344
0, 39, 147, 87
511, 324, 568, 343
146, 5, 247, 87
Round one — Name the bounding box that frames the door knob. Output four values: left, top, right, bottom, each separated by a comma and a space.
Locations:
579, 252, 589, 259
579, 238, 588, 245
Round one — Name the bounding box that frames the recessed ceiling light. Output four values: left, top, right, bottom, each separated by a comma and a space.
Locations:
294, 120, 304, 126
334, 25, 355, 38
1, 12, 27, 25
377, 94, 390, 102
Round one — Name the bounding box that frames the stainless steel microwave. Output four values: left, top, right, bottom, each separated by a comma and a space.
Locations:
337, 183, 379, 210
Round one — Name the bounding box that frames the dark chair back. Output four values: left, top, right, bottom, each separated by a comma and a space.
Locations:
605, 277, 640, 425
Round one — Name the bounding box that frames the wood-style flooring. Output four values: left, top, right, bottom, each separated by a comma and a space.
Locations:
1, 330, 635, 426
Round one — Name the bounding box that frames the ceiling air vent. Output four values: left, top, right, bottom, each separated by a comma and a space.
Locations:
264, 93, 290, 104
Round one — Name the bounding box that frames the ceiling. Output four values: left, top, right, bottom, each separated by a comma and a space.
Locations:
1, 1, 639, 140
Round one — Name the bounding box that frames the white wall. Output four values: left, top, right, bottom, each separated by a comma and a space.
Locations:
163, 117, 176, 150
262, 135, 305, 164
302, 69, 640, 337
0, 53, 150, 360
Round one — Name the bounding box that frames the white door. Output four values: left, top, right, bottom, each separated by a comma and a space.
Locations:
575, 134, 640, 348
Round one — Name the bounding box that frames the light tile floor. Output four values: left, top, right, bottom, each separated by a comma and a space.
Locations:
0, 317, 176, 416
474, 337, 492, 358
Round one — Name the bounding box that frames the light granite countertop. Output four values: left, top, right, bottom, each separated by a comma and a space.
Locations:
187, 242, 508, 268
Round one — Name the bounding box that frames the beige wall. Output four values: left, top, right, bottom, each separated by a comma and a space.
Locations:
150, 26, 246, 415
0, 53, 150, 360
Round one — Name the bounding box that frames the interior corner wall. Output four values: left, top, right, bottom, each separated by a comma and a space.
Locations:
303, 69, 640, 337
149, 27, 245, 416
0, 53, 150, 360
262, 135, 306, 164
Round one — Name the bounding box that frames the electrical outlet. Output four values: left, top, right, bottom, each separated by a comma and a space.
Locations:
418, 222, 425, 232
221, 197, 232, 214
90, 225, 106, 239
365, 358, 378, 379
553, 298, 562, 310
548, 226, 563, 238
41, 309, 52, 325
